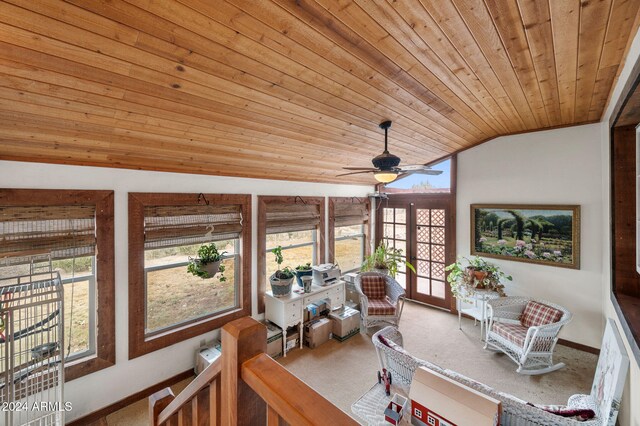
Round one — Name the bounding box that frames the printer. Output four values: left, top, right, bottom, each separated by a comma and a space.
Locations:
312, 263, 341, 286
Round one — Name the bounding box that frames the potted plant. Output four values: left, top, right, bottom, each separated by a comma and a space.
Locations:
187, 242, 227, 281
361, 241, 416, 278
444, 256, 511, 300
270, 246, 295, 297
293, 262, 313, 287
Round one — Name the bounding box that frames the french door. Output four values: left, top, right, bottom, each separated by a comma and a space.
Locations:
377, 195, 455, 310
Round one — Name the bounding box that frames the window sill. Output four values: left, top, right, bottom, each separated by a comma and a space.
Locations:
611, 292, 640, 366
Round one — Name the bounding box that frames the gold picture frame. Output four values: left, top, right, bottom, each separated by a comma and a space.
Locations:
470, 204, 580, 269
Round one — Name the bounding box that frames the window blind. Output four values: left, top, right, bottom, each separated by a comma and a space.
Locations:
144, 204, 242, 250
266, 203, 321, 234
334, 202, 369, 227
0, 205, 96, 262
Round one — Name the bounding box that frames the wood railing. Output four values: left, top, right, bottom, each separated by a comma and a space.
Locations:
150, 317, 356, 426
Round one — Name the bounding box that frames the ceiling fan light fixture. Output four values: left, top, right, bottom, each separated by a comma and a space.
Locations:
374, 170, 398, 183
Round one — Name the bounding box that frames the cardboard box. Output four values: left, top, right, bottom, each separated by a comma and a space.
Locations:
285, 331, 300, 352
304, 318, 332, 349
329, 306, 360, 341
345, 282, 360, 308
265, 321, 283, 359
304, 300, 328, 322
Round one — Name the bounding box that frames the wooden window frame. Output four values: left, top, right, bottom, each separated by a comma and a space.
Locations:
328, 197, 371, 270
257, 196, 325, 313
128, 193, 252, 359
0, 189, 115, 381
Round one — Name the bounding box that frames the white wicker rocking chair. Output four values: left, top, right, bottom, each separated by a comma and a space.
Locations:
485, 297, 572, 375
355, 272, 405, 329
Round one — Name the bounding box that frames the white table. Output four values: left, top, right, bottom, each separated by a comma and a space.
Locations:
457, 289, 501, 341
264, 280, 345, 356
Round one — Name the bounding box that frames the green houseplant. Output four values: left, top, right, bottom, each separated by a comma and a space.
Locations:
187, 242, 227, 281
445, 256, 511, 300
293, 262, 313, 287
270, 246, 295, 297
361, 240, 416, 278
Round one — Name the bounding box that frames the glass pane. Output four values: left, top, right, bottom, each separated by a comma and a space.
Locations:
431, 227, 445, 245
335, 236, 364, 272
417, 260, 430, 277
417, 276, 430, 295
384, 223, 394, 238
431, 244, 445, 262
417, 243, 430, 260
53, 256, 93, 279
145, 240, 238, 333
431, 280, 445, 299
432, 209, 446, 226
383, 208, 394, 223
395, 209, 406, 224
395, 272, 406, 289
384, 158, 451, 193
417, 226, 429, 243
335, 224, 363, 237
146, 240, 236, 266
417, 209, 430, 226
394, 240, 406, 254
431, 262, 445, 280
64, 279, 90, 356
394, 224, 406, 240
266, 231, 315, 292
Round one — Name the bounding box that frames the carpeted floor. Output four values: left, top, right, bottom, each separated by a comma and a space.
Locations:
279, 300, 598, 421
103, 301, 597, 424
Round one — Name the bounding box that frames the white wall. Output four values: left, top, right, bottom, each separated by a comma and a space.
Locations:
600, 23, 640, 426
457, 123, 604, 348
0, 160, 372, 421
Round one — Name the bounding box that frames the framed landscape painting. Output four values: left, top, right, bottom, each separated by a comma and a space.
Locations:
471, 204, 580, 269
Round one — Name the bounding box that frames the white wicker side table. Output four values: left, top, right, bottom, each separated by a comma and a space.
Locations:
457, 289, 501, 341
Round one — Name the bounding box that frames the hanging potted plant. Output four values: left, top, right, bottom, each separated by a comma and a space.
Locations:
187, 242, 227, 281
361, 240, 416, 278
270, 246, 295, 297
293, 262, 313, 287
445, 256, 511, 300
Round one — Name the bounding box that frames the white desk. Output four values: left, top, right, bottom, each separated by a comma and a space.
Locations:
457, 289, 501, 341
265, 280, 345, 356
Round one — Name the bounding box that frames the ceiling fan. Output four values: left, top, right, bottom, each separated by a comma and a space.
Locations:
338, 120, 443, 183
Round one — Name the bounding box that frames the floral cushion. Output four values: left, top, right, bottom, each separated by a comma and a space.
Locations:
521, 301, 563, 328
368, 298, 396, 315
528, 403, 595, 421
361, 275, 386, 300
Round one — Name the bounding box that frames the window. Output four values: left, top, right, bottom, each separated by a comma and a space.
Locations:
258, 196, 325, 313
129, 193, 251, 359
0, 189, 115, 381
329, 197, 370, 273
384, 158, 453, 194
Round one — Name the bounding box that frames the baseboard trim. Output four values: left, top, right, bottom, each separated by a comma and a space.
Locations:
67, 369, 194, 426
558, 338, 600, 355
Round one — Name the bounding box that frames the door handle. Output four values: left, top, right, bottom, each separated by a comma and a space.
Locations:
410, 256, 417, 261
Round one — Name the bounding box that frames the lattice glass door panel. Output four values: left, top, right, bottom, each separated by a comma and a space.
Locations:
382, 207, 407, 289
415, 208, 447, 300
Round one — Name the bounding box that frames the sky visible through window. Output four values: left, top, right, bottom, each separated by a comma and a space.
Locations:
385, 158, 451, 190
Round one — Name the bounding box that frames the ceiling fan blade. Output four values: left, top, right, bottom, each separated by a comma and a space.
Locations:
336, 170, 375, 177
342, 167, 378, 171
400, 169, 443, 175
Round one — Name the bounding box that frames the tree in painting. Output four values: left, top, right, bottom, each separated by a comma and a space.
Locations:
473, 206, 578, 267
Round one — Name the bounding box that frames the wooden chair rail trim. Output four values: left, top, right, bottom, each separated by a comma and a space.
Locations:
241, 353, 358, 426
156, 357, 222, 424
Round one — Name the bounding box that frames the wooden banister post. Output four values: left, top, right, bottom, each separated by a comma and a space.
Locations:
149, 388, 175, 426
221, 317, 267, 425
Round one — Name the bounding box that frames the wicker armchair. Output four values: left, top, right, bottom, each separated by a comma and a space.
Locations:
485, 297, 572, 375
354, 272, 405, 329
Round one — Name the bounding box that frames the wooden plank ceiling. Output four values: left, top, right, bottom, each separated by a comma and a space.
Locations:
0, 0, 639, 184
